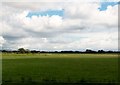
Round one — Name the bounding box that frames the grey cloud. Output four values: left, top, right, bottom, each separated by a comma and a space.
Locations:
2, 2, 64, 11
1, 2, 118, 50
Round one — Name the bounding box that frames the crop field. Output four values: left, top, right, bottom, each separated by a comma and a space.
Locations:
2, 53, 119, 84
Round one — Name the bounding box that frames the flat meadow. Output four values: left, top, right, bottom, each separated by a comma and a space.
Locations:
1, 53, 119, 84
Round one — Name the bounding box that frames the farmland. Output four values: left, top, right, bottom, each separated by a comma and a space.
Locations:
2, 53, 119, 84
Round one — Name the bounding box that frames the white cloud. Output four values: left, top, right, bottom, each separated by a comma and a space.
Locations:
70, 32, 118, 50
0, 36, 6, 47
1, 2, 118, 51
21, 14, 63, 32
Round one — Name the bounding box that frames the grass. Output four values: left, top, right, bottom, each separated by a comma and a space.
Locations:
2, 53, 119, 84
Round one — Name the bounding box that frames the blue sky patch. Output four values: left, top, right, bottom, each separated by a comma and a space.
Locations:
26, 9, 64, 18
98, 2, 118, 11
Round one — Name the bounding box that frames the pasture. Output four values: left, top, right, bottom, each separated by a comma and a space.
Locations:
2, 53, 119, 84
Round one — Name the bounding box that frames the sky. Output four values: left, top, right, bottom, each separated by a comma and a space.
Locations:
0, 0, 119, 51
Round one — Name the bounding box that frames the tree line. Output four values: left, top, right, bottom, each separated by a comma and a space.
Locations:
0, 48, 119, 54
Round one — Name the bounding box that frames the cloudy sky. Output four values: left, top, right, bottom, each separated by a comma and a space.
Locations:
0, 0, 119, 51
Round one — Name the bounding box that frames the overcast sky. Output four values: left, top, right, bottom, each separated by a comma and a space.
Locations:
0, 0, 119, 51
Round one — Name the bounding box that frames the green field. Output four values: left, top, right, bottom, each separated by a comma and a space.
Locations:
2, 53, 119, 84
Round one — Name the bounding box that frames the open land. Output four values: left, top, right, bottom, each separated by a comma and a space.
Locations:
1, 53, 119, 85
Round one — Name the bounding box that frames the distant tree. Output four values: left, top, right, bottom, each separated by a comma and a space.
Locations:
25, 49, 31, 53
107, 50, 114, 53
85, 49, 92, 53
98, 50, 105, 53
2, 50, 7, 53
85, 49, 96, 53
18, 48, 26, 53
